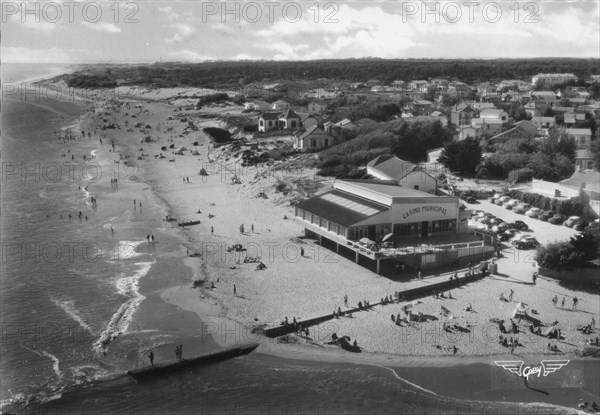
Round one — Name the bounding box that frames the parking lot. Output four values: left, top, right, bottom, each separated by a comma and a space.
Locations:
465, 197, 579, 247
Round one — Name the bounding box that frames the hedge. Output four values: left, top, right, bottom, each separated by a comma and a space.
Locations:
507, 188, 583, 216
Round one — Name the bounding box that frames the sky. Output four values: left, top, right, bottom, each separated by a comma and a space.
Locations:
2, 0, 599, 63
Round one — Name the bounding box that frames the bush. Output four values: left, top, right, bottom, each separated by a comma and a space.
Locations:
243, 124, 258, 133
203, 127, 232, 145
536, 241, 585, 269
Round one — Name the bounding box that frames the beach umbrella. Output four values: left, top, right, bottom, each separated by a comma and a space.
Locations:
382, 233, 394, 242
359, 238, 373, 244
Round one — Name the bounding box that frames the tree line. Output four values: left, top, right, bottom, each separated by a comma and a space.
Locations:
61, 58, 600, 89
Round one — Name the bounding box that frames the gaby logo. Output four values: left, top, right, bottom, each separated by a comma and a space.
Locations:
495, 360, 570, 381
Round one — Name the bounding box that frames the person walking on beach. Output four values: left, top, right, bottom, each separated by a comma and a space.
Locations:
532, 272, 538, 285
552, 295, 558, 308
300, 247, 305, 257
344, 294, 348, 307
251, 224, 254, 233
111, 227, 114, 236
175, 345, 180, 360
211, 226, 214, 235
240, 224, 244, 234
148, 350, 154, 366
508, 289, 514, 302
573, 296, 578, 310
178, 344, 183, 359
417, 269, 422, 280
561, 297, 566, 308
233, 284, 237, 296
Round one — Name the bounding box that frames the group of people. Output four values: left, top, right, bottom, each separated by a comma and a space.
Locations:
551, 294, 578, 309
498, 319, 519, 334
499, 334, 522, 350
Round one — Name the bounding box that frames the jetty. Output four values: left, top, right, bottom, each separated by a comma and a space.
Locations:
127, 343, 259, 381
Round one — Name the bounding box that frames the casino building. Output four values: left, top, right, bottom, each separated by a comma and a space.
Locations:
294, 179, 476, 272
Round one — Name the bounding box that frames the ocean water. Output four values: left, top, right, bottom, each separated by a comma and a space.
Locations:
0, 68, 590, 415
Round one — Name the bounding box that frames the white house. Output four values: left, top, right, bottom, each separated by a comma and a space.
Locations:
294, 126, 333, 151
258, 110, 301, 133
409, 80, 429, 92
244, 101, 271, 111
479, 108, 509, 123
366, 155, 437, 194
271, 100, 290, 110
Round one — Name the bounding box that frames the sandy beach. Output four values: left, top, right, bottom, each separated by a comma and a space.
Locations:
59, 84, 600, 408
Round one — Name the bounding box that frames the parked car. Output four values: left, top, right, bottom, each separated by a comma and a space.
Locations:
466, 196, 477, 204
513, 203, 531, 214
526, 207, 543, 218
511, 235, 540, 250
538, 210, 554, 221
495, 196, 511, 205
498, 229, 517, 241
471, 210, 484, 217
510, 220, 529, 230
490, 193, 504, 202
497, 222, 514, 232
563, 216, 581, 228
574, 221, 588, 232
503, 199, 520, 209
549, 214, 568, 225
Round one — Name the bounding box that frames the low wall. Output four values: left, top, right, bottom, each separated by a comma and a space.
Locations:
263, 271, 486, 338
420, 245, 494, 270
538, 267, 600, 287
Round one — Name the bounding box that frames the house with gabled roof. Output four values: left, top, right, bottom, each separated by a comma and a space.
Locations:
294, 125, 333, 151
307, 101, 329, 114
531, 116, 556, 130
531, 91, 557, 106
565, 128, 592, 149
450, 103, 477, 125
488, 120, 538, 145
257, 109, 301, 133
471, 118, 504, 135
366, 155, 437, 194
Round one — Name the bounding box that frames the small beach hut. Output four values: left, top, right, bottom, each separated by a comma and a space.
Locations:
198, 168, 209, 176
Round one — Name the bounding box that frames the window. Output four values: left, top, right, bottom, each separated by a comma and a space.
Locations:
268, 121, 272, 127
414, 185, 419, 190
354, 226, 368, 240
259, 120, 264, 126
291, 121, 296, 128
431, 219, 456, 233
324, 139, 329, 147
311, 139, 317, 147
393, 223, 418, 236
